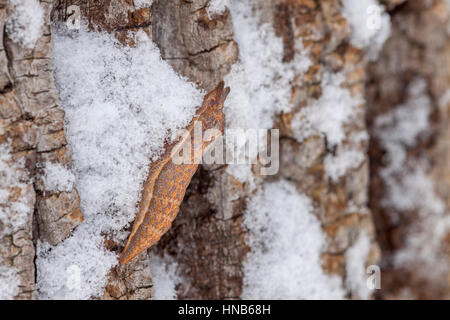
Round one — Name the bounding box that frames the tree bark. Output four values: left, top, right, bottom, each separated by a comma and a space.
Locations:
0, 0, 82, 299
1, 0, 449, 300
367, 0, 450, 299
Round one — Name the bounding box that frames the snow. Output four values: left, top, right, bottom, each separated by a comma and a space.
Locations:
391, 169, 450, 279
375, 78, 433, 210
0, 144, 33, 299
293, 75, 357, 146
0, 266, 20, 300
242, 180, 345, 299
341, 0, 391, 60
6, 0, 44, 49
345, 232, 372, 300
224, 0, 311, 183
292, 72, 363, 148
0, 144, 32, 237
375, 78, 450, 280
225, 1, 310, 132
207, 0, 229, 18
37, 25, 202, 299
151, 255, 180, 300
134, 0, 153, 9
324, 131, 368, 181
291, 72, 366, 181
41, 162, 76, 193
325, 149, 365, 182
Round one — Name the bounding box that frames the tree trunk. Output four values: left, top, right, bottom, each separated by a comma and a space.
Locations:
0, 0, 82, 299
367, 0, 450, 299
1, 0, 449, 300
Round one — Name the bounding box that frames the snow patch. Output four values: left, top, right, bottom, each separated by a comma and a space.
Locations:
341, 0, 391, 60
0, 144, 33, 299
0, 144, 32, 236
345, 232, 372, 300
324, 132, 368, 181
242, 180, 345, 299
391, 169, 450, 278
375, 78, 433, 210
6, 0, 44, 49
224, 1, 311, 183
207, 0, 229, 18
41, 162, 76, 193
0, 266, 20, 300
225, 1, 310, 131
292, 72, 363, 148
134, 0, 153, 9
151, 255, 181, 300
37, 25, 203, 299
325, 149, 365, 182
375, 78, 450, 280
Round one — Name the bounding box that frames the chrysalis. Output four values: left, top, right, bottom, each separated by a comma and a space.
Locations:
119, 81, 230, 264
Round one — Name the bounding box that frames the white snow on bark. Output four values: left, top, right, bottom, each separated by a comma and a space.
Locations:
37, 25, 202, 299
324, 131, 368, 181
375, 78, 450, 280
375, 78, 434, 211
41, 162, 76, 193
134, 0, 153, 9
292, 72, 363, 148
291, 72, 365, 181
242, 180, 345, 299
224, 0, 311, 184
150, 255, 180, 300
341, 0, 391, 60
0, 144, 33, 299
0, 266, 20, 300
345, 231, 372, 300
6, 0, 44, 49
0, 145, 32, 240
206, 0, 229, 18
325, 149, 365, 182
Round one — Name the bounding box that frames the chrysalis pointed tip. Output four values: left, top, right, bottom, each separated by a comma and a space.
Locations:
119, 247, 134, 264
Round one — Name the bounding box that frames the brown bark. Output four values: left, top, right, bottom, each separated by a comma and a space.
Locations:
2, 0, 450, 300
155, 0, 379, 299
367, 0, 450, 299
151, 0, 246, 300
0, 0, 82, 299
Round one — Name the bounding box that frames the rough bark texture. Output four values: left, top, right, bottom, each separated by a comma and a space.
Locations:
155, 0, 379, 299
265, 0, 379, 299
0, 0, 82, 299
2, 0, 450, 300
151, 0, 246, 300
367, 0, 450, 299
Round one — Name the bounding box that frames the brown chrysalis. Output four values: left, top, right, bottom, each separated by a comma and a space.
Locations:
119, 81, 230, 264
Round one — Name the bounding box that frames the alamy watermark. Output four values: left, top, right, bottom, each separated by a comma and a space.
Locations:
170, 122, 280, 175
366, 265, 381, 290
366, 5, 383, 31
66, 5, 81, 30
